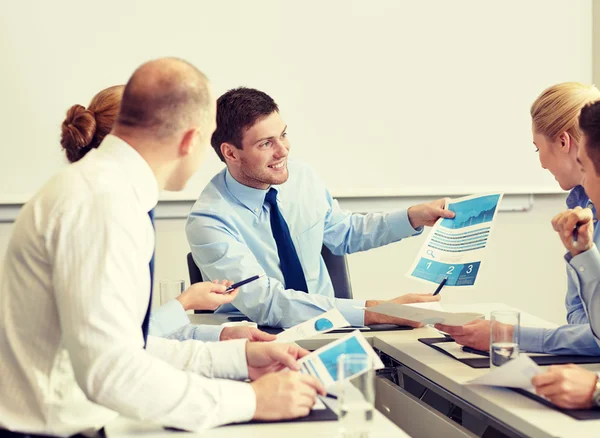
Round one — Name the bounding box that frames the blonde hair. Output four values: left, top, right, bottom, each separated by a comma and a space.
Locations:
531, 82, 600, 143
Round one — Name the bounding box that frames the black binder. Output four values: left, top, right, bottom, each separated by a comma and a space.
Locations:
419, 337, 600, 369
236, 400, 337, 425
511, 389, 600, 420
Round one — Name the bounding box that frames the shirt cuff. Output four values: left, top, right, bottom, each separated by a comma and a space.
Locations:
388, 209, 423, 240
192, 324, 224, 342
149, 299, 190, 336
208, 339, 249, 380
335, 298, 367, 327
215, 380, 257, 425
570, 245, 600, 299
520, 326, 546, 353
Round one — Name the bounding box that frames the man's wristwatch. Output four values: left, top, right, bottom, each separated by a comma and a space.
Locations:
592, 373, 600, 407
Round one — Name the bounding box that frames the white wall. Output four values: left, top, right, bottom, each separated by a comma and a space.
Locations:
0, 0, 589, 202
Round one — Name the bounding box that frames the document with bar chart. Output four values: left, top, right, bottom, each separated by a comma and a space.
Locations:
408, 193, 503, 287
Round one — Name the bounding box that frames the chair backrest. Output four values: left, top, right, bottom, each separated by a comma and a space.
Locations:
186, 244, 353, 313
186, 252, 213, 314
321, 245, 353, 299
187, 252, 204, 285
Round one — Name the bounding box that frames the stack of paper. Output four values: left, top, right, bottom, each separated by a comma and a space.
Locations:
366, 301, 484, 326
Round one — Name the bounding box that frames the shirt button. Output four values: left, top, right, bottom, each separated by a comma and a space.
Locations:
254, 208, 259, 213
579, 266, 585, 272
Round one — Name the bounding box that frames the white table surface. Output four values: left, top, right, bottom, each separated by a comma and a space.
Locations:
105, 398, 409, 438
107, 303, 600, 438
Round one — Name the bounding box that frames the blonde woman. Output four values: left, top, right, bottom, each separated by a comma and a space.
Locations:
437, 83, 600, 356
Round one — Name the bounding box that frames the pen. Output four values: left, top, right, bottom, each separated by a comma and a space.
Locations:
573, 206, 593, 247
461, 345, 489, 357
573, 222, 581, 247
225, 274, 266, 292
324, 393, 338, 400
433, 277, 448, 296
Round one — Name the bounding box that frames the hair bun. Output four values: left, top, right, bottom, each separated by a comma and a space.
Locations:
60, 104, 97, 162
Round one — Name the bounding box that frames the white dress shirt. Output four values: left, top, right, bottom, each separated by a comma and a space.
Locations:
0, 135, 256, 436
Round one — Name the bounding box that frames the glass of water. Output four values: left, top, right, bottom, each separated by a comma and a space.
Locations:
337, 354, 374, 438
159, 279, 185, 306
490, 310, 520, 369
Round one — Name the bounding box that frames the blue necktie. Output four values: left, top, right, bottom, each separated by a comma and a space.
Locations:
141, 208, 155, 348
264, 188, 308, 292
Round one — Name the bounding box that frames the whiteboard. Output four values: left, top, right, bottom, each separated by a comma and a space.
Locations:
0, 0, 590, 203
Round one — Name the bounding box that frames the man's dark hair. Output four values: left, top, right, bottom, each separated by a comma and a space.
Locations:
211, 87, 279, 162
579, 100, 600, 173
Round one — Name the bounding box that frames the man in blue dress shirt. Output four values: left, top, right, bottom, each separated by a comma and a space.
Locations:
185, 87, 454, 328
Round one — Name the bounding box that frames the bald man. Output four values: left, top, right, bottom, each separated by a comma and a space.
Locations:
0, 58, 324, 438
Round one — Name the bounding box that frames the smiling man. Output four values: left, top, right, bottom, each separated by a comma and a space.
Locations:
185, 87, 453, 328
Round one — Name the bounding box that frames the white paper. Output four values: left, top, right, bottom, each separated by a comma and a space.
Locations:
408, 193, 503, 288
312, 397, 326, 410
467, 355, 541, 388
276, 308, 350, 342
298, 330, 384, 388
365, 301, 484, 326
406, 302, 445, 311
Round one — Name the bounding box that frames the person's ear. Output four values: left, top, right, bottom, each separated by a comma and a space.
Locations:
559, 132, 572, 154
221, 142, 239, 163
179, 128, 200, 156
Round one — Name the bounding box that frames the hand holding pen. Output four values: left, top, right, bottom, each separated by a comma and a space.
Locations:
551, 206, 594, 256
176, 280, 239, 311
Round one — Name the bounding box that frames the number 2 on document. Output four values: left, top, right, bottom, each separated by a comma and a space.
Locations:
446, 266, 454, 275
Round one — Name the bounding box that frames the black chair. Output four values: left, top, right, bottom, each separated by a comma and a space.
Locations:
186, 245, 353, 314
320, 245, 353, 299
186, 252, 213, 314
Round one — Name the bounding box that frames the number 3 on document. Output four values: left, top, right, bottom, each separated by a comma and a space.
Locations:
445, 265, 473, 274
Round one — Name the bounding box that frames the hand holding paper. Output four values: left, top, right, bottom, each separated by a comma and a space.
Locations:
532, 364, 597, 409
364, 293, 441, 326
366, 301, 484, 327
408, 193, 503, 288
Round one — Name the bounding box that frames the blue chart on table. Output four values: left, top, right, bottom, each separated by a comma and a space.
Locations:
314, 318, 334, 331
317, 337, 367, 380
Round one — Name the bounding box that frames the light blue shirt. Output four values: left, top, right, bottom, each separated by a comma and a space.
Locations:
520, 186, 600, 355
149, 299, 223, 342
185, 161, 422, 328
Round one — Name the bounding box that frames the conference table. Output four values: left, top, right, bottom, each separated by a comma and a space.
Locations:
106, 303, 600, 438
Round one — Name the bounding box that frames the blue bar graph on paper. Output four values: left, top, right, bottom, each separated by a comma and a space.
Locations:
411, 258, 481, 286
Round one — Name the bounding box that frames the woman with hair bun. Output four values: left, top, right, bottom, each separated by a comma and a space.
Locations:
60, 85, 124, 163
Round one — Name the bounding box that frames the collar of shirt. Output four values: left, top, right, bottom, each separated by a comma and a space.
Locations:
224, 168, 280, 216
566, 185, 589, 209
98, 134, 159, 213
566, 185, 597, 219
